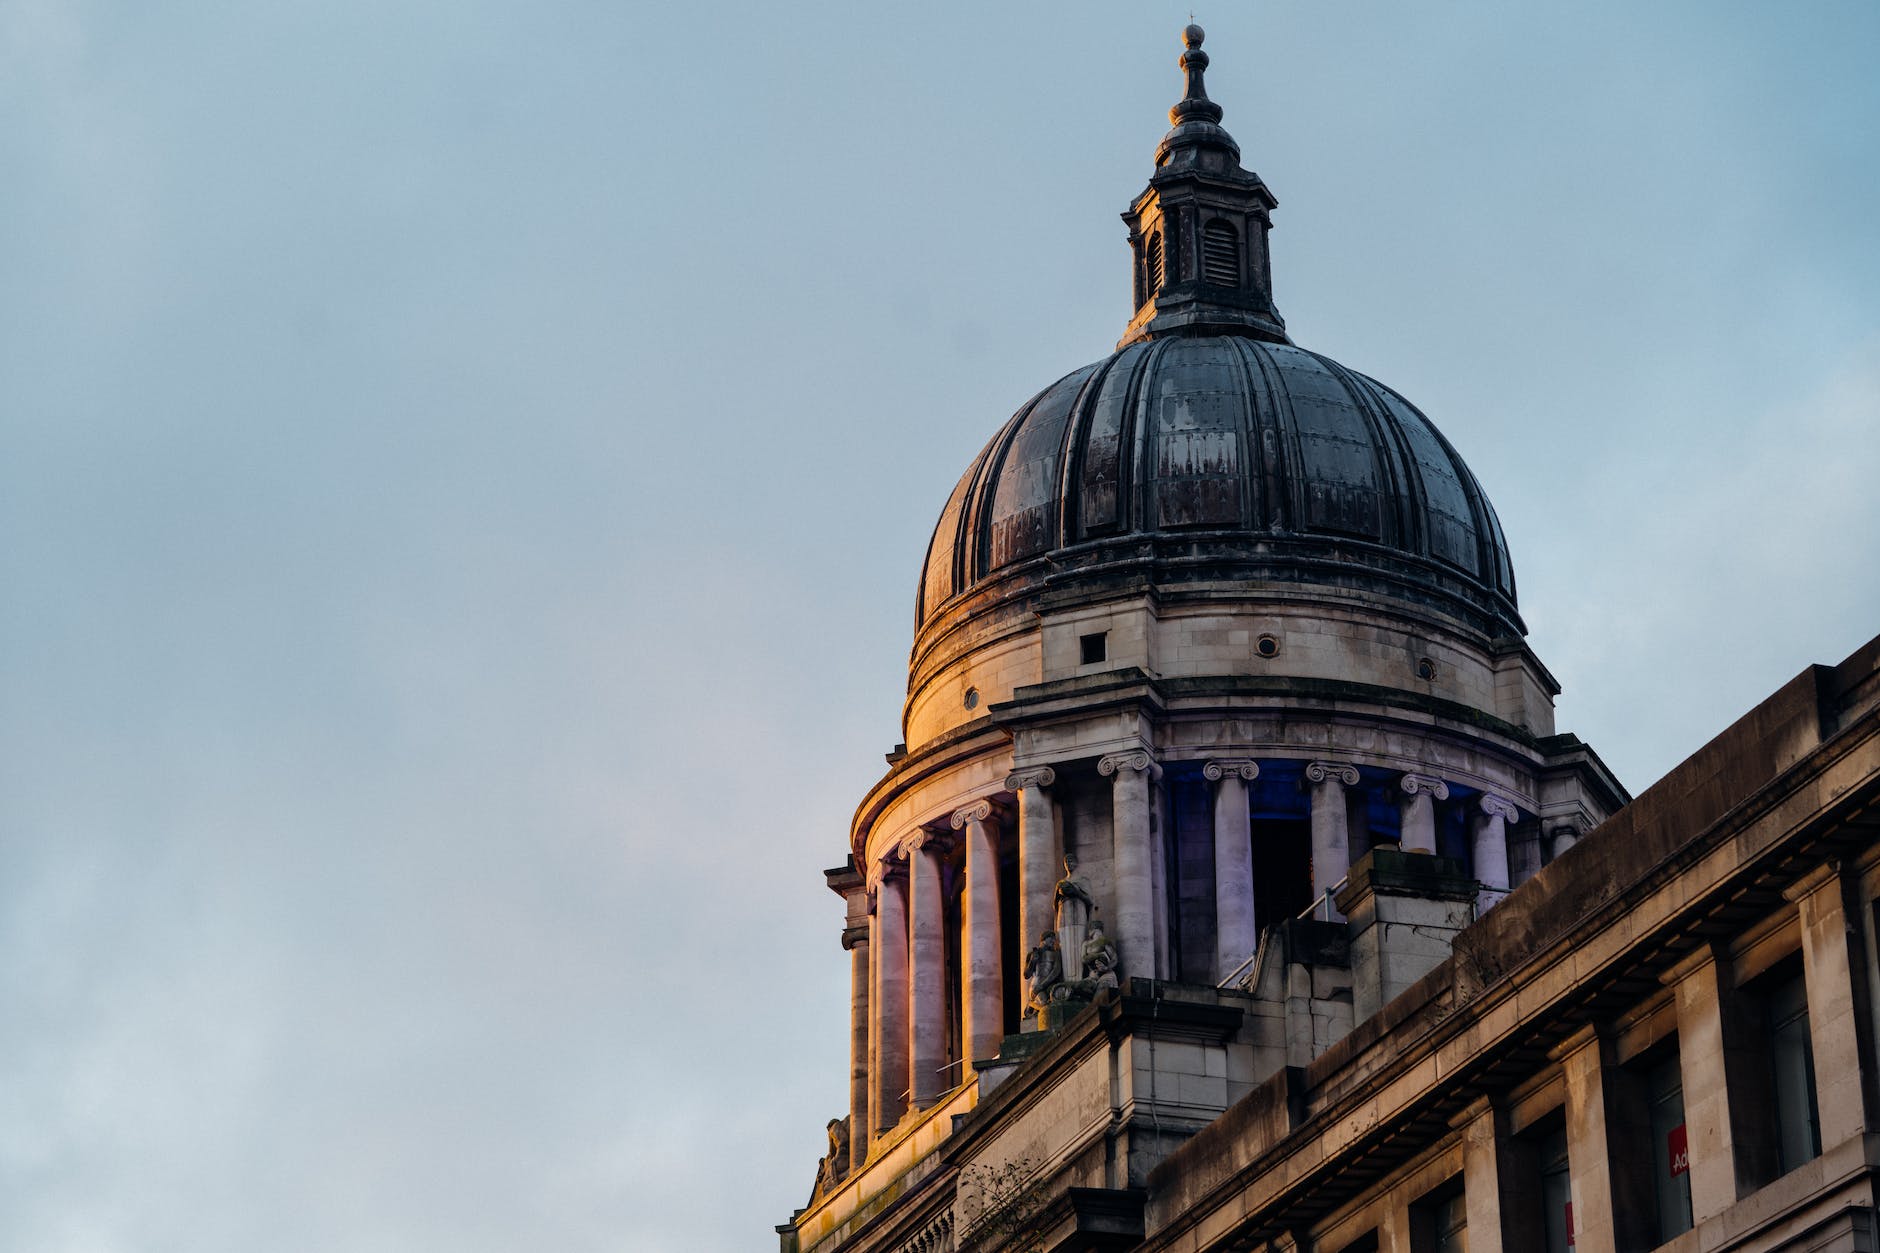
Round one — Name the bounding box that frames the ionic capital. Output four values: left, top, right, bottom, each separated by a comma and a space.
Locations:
1304, 760, 1361, 788
1004, 765, 1057, 792
1203, 758, 1260, 783
1398, 772, 1450, 800
899, 828, 955, 860
949, 799, 996, 830
840, 923, 869, 951
1098, 750, 1161, 780
1479, 794, 1520, 822
865, 857, 905, 892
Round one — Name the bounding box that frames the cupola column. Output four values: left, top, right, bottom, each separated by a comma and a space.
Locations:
1100, 750, 1162, 984
1006, 767, 1059, 1010
1205, 759, 1260, 980
1472, 795, 1519, 915
825, 862, 871, 1171
952, 801, 1004, 1070
904, 830, 952, 1108
1398, 773, 1450, 854
868, 860, 909, 1140
1306, 762, 1362, 918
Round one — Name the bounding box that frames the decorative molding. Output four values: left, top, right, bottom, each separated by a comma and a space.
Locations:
866, 856, 906, 892
1479, 794, 1520, 822
840, 923, 869, 952
1202, 758, 1259, 783
1303, 761, 1360, 788
1398, 772, 1450, 800
949, 799, 995, 830
1004, 766, 1057, 792
1098, 750, 1161, 780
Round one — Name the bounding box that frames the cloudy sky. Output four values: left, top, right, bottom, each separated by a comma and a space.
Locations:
2, 2, 1876, 1249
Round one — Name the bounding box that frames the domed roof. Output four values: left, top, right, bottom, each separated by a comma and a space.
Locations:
914, 27, 1521, 644
916, 337, 1520, 639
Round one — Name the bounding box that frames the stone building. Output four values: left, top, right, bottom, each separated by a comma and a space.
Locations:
780, 27, 1880, 1253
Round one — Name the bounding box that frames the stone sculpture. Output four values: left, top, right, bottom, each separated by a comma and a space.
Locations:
1081, 919, 1119, 993
1022, 930, 1062, 1014
1053, 855, 1096, 980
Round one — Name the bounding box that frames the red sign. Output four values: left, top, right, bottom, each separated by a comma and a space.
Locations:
1565, 1200, 1575, 1249
1668, 1123, 1689, 1176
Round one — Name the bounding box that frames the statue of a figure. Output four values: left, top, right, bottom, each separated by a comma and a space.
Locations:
809, 1115, 850, 1204
1053, 854, 1096, 981
1022, 930, 1063, 1014
1081, 918, 1120, 993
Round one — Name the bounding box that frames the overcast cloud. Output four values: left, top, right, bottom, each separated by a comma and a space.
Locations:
1, 3, 1876, 1250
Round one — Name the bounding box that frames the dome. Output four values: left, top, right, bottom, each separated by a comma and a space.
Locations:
915, 26, 1520, 648
916, 336, 1521, 642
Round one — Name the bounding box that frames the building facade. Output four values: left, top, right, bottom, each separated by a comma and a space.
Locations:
782, 27, 1880, 1253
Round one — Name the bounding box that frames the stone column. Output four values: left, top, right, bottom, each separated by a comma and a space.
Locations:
1664, 945, 1752, 1222
1099, 750, 1161, 986
1472, 795, 1518, 915
952, 800, 1003, 1070
1459, 1097, 1519, 1253
904, 830, 951, 1109
1205, 759, 1260, 981
869, 862, 908, 1138
1305, 761, 1360, 918
1787, 862, 1878, 1149
1397, 772, 1449, 853
1559, 1028, 1620, 1253
843, 924, 869, 1167
1006, 767, 1058, 995
1548, 820, 1582, 860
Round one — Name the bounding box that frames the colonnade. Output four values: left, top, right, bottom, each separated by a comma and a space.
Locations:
835, 754, 1526, 1167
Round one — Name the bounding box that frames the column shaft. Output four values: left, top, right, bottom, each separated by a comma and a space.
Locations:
1306, 763, 1359, 918
1669, 949, 1753, 1221
957, 806, 1003, 1068
1473, 796, 1516, 915
1209, 763, 1256, 980
847, 934, 870, 1167
1792, 865, 1877, 1147
1009, 770, 1058, 996
870, 872, 908, 1136
1398, 773, 1448, 854
907, 839, 946, 1107
1102, 752, 1157, 986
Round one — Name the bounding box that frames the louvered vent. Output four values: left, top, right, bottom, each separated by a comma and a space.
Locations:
1203, 220, 1239, 286
1147, 231, 1165, 292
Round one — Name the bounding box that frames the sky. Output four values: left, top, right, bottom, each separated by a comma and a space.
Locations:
1, 2, 1876, 1250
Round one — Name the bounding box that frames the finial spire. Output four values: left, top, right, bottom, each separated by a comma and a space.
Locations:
1171, 25, 1224, 128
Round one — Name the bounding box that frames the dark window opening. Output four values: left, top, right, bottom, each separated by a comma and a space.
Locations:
1764, 965, 1822, 1173
1251, 817, 1313, 931
998, 841, 1021, 1036
1644, 1049, 1694, 1243
1410, 1181, 1468, 1253
1168, 777, 1218, 983
1255, 633, 1280, 658
1148, 231, 1165, 291
1202, 219, 1239, 285
1080, 632, 1107, 665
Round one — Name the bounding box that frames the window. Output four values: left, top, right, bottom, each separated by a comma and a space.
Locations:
1079, 632, 1107, 665
1538, 1126, 1573, 1253
1644, 1052, 1693, 1243
1411, 1184, 1468, 1253
1148, 231, 1165, 291
1765, 970, 1821, 1172
1202, 219, 1239, 285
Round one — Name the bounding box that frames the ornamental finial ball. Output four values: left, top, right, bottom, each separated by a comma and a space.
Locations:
1183, 24, 1205, 49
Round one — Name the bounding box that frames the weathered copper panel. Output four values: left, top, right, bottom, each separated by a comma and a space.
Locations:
1148, 338, 1245, 529
1078, 343, 1150, 535
1376, 389, 1481, 576
987, 365, 1100, 569
1268, 347, 1384, 541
